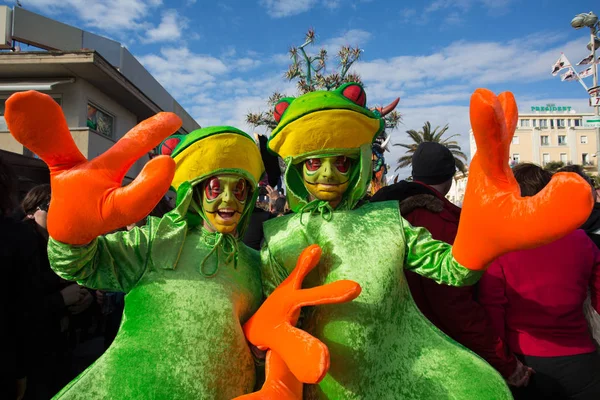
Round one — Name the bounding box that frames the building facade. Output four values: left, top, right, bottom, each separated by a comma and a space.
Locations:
0, 6, 200, 183
446, 172, 468, 207
470, 103, 597, 170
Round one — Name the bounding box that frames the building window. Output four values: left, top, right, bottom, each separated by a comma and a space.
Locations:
581, 135, 588, 144
539, 119, 548, 128
541, 136, 549, 146
520, 119, 530, 128
557, 119, 566, 128
558, 135, 567, 145
574, 119, 581, 127
87, 103, 114, 138
560, 153, 567, 163
512, 136, 520, 144
550, 119, 555, 128
543, 153, 550, 165
0, 99, 6, 131
512, 153, 520, 163
533, 119, 537, 127
568, 119, 572, 127
583, 153, 590, 165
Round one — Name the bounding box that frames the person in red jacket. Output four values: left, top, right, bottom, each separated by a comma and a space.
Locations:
479, 163, 600, 399
371, 142, 531, 386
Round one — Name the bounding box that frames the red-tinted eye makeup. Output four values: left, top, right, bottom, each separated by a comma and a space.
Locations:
233, 179, 247, 201
305, 159, 322, 171
335, 156, 351, 173
204, 177, 222, 200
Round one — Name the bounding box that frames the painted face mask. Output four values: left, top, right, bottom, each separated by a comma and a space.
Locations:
302, 155, 352, 202
201, 174, 249, 234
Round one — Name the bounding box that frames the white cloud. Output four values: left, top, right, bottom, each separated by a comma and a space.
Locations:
268, 53, 291, 65
16, 0, 162, 32
425, 0, 471, 13
138, 47, 229, 96
187, 76, 296, 131
444, 12, 463, 26
324, 0, 341, 9
352, 36, 590, 104
425, 0, 512, 14
399, 8, 417, 23
137, 45, 296, 131
258, 0, 371, 17
143, 10, 186, 43
235, 57, 262, 71
323, 29, 372, 50
12, 0, 197, 45
259, 0, 317, 18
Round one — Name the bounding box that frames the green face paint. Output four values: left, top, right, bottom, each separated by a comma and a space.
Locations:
201, 174, 249, 234
302, 156, 352, 203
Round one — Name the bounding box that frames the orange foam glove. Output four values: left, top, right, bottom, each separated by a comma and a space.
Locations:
453, 89, 594, 270
5, 91, 181, 245
233, 351, 302, 400
243, 245, 361, 384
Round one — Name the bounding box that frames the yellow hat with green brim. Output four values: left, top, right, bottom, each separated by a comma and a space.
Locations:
160, 126, 264, 192
267, 83, 384, 160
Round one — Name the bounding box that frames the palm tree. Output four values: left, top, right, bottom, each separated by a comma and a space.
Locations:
394, 122, 468, 174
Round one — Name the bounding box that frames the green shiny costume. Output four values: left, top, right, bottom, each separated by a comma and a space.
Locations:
47, 127, 264, 399
261, 84, 512, 399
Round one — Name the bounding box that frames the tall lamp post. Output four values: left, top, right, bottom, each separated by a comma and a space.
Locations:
570, 12, 600, 173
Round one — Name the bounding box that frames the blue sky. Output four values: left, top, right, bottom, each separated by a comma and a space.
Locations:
6, 0, 598, 178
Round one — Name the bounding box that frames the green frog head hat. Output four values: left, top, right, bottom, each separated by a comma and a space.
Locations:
160, 126, 264, 236
268, 83, 384, 212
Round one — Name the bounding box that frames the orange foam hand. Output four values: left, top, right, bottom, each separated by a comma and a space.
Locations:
243, 245, 361, 384
232, 351, 302, 400
453, 89, 594, 270
5, 91, 181, 245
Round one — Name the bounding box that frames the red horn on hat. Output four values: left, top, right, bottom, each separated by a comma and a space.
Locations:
378, 98, 400, 116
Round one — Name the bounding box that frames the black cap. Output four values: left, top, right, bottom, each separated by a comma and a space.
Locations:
411, 142, 456, 185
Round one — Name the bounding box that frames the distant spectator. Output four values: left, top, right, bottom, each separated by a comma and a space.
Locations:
271, 197, 287, 217
480, 163, 600, 400
558, 165, 600, 249
21, 184, 93, 399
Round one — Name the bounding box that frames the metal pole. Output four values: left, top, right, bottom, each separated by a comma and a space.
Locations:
592, 26, 600, 173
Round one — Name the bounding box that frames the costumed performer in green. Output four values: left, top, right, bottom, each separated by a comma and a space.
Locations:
244, 82, 594, 399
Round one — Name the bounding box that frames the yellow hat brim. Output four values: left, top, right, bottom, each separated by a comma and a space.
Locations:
269, 109, 381, 160
171, 133, 263, 191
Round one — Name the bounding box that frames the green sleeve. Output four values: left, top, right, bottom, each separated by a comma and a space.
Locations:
48, 224, 155, 293
402, 217, 483, 287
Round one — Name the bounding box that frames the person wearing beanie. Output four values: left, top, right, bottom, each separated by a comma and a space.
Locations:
371, 141, 531, 387
411, 142, 457, 186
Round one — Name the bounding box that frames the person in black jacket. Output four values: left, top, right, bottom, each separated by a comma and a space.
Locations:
0, 156, 31, 400
20, 185, 91, 399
